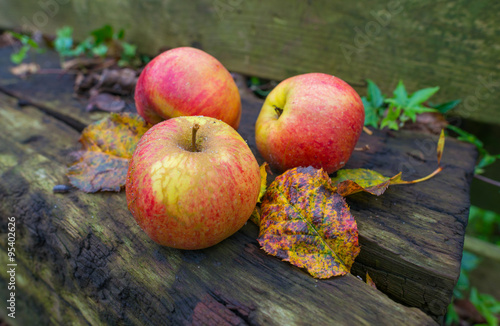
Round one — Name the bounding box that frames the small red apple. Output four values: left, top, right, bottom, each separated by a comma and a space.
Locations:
135, 47, 241, 129
255, 73, 364, 174
126, 116, 260, 250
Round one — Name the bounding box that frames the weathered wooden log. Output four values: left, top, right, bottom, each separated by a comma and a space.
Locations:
0, 0, 498, 124
0, 47, 476, 325
0, 91, 436, 325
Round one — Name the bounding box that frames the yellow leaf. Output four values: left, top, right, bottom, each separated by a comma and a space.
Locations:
437, 129, 445, 165
331, 131, 446, 196
257, 162, 270, 203
331, 169, 391, 196
366, 272, 377, 289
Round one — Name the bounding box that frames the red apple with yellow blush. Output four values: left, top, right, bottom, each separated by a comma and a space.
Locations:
255, 73, 365, 174
135, 47, 241, 129
126, 116, 260, 250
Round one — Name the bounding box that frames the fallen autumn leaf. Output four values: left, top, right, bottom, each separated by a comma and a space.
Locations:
258, 166, 360, 278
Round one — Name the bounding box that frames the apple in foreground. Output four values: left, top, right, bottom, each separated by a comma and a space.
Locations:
126, 116, 260, 250
134, 47, 241, 129
255, 73, 365, 174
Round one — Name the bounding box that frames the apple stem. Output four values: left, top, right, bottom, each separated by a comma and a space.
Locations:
192, 123, 200, 152
273, 105, 283, 118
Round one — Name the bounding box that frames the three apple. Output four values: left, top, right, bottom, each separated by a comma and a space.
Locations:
129, 48, 364, 250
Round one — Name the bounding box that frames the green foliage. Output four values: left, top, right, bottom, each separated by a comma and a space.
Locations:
248, 77, 273, 98
53, 25, 140, 66
453, 251, 480, 299
362, 79, 385, 128
446, 214, 500, 325
470, 287, 500, 326
446, 125, 500, 174
361, 80, 445, 130
430, 99, 462, 114
467, 206, 500, 245
9, 32, 42, 64
53, 26, 74, 57
382, 81, 439, 129
361, 80, 498, 175
118, 42, 137, 67
445, 303, 460, 325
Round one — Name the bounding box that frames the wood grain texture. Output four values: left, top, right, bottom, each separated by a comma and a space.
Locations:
0, 92, 436, 325
0, 0, 498, 124
0, 48, 476, 324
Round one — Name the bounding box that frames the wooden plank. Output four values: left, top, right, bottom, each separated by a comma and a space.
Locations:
0, 46, 477, 322
0, 0, 498, 124
0, 92, 436, 325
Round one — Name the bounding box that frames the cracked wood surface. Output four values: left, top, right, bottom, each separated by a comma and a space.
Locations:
0, 48, 476, 325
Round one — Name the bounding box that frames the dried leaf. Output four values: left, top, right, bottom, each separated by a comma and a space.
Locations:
67, 113, 151, 192
67, 151, 129, 192
258, 167, 360, 278
331, 130, 445, 196
366, 272, 377, 289
10, 63, 40, 77
331, 169, 391, 197
86, 92, 125, 112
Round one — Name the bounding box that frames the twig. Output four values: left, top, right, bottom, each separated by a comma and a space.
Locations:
363, 126, 373, 135
474, 174, 500, 188
354, 144, 370, 152
37, 69, 78, 75
464, 235, 500, 262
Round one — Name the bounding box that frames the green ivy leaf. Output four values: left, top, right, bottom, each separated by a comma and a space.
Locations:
407, 86, 440, 107
91, 44, 108, 57
390, 80, 408, 108
401, 105, 437, 123
380, 107, 401, 130
431, 99, 461, 114
91, 24, 113, 45
10, 45, 29, 64
366, 79, 384, 108
72, 37, 93, 56
362, 97, 379, 128
115, 28, 125, 40
447, 125, 484, 149
477, 154, 500, 170
54, 26, 74, 57
121, 42, 136, 58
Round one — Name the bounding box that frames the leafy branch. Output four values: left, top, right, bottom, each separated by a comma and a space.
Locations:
446, 125, 500, 175
361, 79, 499, 178
54, 25, 144, 67
362, 79, 447, 130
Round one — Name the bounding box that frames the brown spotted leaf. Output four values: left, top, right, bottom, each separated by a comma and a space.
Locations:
258, 166, 360, 278
67, 113, 151, 192
331, 130, 446, 196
